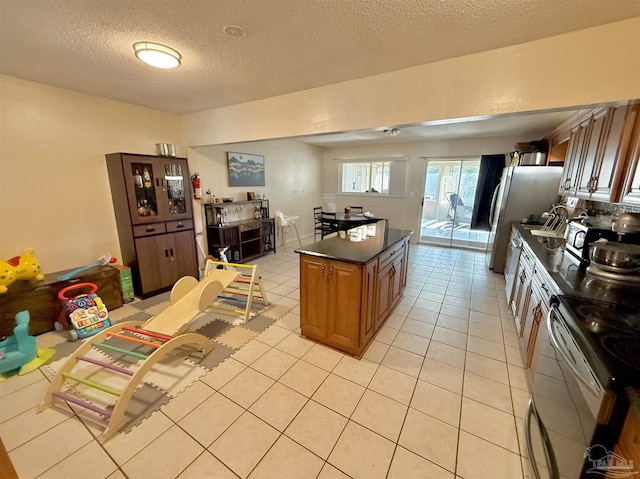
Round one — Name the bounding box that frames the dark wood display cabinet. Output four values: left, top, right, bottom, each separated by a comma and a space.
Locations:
206, 218, 276, 263
106, 153, 198, 297
204, 199, 275, 263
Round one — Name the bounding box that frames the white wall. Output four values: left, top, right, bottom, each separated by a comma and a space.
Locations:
0, 75, 183, 272
182, 18, 640, 146
321, 136, 524, 239
188, 139, 324, 245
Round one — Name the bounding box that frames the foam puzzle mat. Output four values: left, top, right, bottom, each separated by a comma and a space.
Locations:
42, 290, 291, 435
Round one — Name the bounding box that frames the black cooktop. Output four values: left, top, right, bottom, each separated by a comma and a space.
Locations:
556, 295, 640, 389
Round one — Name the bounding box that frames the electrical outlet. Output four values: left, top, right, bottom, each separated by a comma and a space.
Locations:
566, 197, 578, 208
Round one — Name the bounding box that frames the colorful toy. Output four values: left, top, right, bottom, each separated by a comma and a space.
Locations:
57, 253, 116, 281
0, 310, 55, 382
0, 247, 45, 293
10, 247, 45, 281
0, 258, 17, 294
40, 268, 238, 439
58, 282, 111, 340
204, 249, 269, 323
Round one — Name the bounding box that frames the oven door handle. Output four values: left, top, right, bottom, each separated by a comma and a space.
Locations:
546, 308, 600, 397
525, 399, 559, 479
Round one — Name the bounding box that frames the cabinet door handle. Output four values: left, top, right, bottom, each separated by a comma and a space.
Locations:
176, 223, 184, 228
321, 265, 325, 279
533, 303, 542, 321
170, 248, 174, 257
165, 249, 169, 257
541, 283, 549, 294
328, 267, 333, 280
145, 227, 155, 232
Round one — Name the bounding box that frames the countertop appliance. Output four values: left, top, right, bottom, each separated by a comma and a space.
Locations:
486, 166, 563, 273
564, 221, 619, 263
527, 295, 640, 478
513, 140, 549, 166
517, 151, 547, 165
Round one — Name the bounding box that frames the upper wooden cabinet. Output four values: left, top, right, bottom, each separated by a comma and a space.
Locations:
618, 106, 640, 206
112, 153, 193, 225
558, 116, 591, 195
549, 102, 639, 203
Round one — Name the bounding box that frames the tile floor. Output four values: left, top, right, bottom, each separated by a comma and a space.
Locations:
0, 243, 534, 479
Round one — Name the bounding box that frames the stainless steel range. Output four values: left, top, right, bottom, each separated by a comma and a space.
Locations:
526, 294, 640, 478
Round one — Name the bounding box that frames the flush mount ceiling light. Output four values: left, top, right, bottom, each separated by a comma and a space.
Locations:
383, 128, 401, 137
133, 42, 181, 69
223, 24, 247, 38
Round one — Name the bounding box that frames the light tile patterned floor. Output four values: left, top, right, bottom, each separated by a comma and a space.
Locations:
0, 243, 533, 479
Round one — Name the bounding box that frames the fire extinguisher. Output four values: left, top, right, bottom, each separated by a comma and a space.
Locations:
191, 173, 202, 200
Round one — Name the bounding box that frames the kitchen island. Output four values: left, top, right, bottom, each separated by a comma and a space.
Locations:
295, 221, 412, 357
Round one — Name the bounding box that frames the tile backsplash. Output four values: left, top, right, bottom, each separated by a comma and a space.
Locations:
579, 199, 640, 216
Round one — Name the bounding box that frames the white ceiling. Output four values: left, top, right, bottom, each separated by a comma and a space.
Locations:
294, 110, 581, 147
1, 0, 638, 144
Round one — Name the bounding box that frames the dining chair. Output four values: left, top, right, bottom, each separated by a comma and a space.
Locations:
313, 207, 324, 242
275, 211, 302, 250
321, 211, 338, 238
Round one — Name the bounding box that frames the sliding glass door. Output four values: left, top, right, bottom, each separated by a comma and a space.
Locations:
420, 158, 489, 249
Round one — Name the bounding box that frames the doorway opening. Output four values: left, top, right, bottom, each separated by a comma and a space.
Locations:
420, 157, 489, 250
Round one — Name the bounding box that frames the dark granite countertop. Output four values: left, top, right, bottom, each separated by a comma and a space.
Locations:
295, 226, 412, 265
513, 222, 640, 309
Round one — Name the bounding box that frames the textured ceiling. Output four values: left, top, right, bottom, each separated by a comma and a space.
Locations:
1, 0, 639, 117
1, 1, 638, 147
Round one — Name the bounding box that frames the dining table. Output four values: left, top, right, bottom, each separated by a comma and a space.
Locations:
323, 212, 384, 230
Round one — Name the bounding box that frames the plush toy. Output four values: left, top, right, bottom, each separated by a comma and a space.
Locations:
0, 258, 17, 294
12, 248, 45, 281
0, 247, 44, 293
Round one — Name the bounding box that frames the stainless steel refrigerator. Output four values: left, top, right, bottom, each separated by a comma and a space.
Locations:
486, 166, 562, 273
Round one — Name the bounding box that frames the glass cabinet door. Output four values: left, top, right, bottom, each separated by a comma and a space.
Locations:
163, 162, 188, 216
123, 155, 192, 223
129, 160, 159, 221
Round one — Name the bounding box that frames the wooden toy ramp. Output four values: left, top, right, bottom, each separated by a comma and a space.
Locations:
39, 269, 238, 440
204, 260, 269, 323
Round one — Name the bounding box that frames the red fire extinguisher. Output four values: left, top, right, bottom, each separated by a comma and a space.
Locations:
191, 173, 202, 200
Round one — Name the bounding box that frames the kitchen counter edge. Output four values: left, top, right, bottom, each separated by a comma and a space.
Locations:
295, 228, 413, 265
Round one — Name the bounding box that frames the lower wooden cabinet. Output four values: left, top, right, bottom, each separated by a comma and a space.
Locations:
206, 218, 276, 263
0, 266, 123, 337
299, 238, 408, 357
135, 230, 197, 295
375, 251, 404, 330
300, 257, 366, 355
610, 403, 640, 479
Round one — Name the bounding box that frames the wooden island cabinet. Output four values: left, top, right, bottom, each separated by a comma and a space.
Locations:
297, 224, 411, 357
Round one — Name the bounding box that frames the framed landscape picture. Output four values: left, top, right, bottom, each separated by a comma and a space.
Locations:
227, 152, 265, 186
